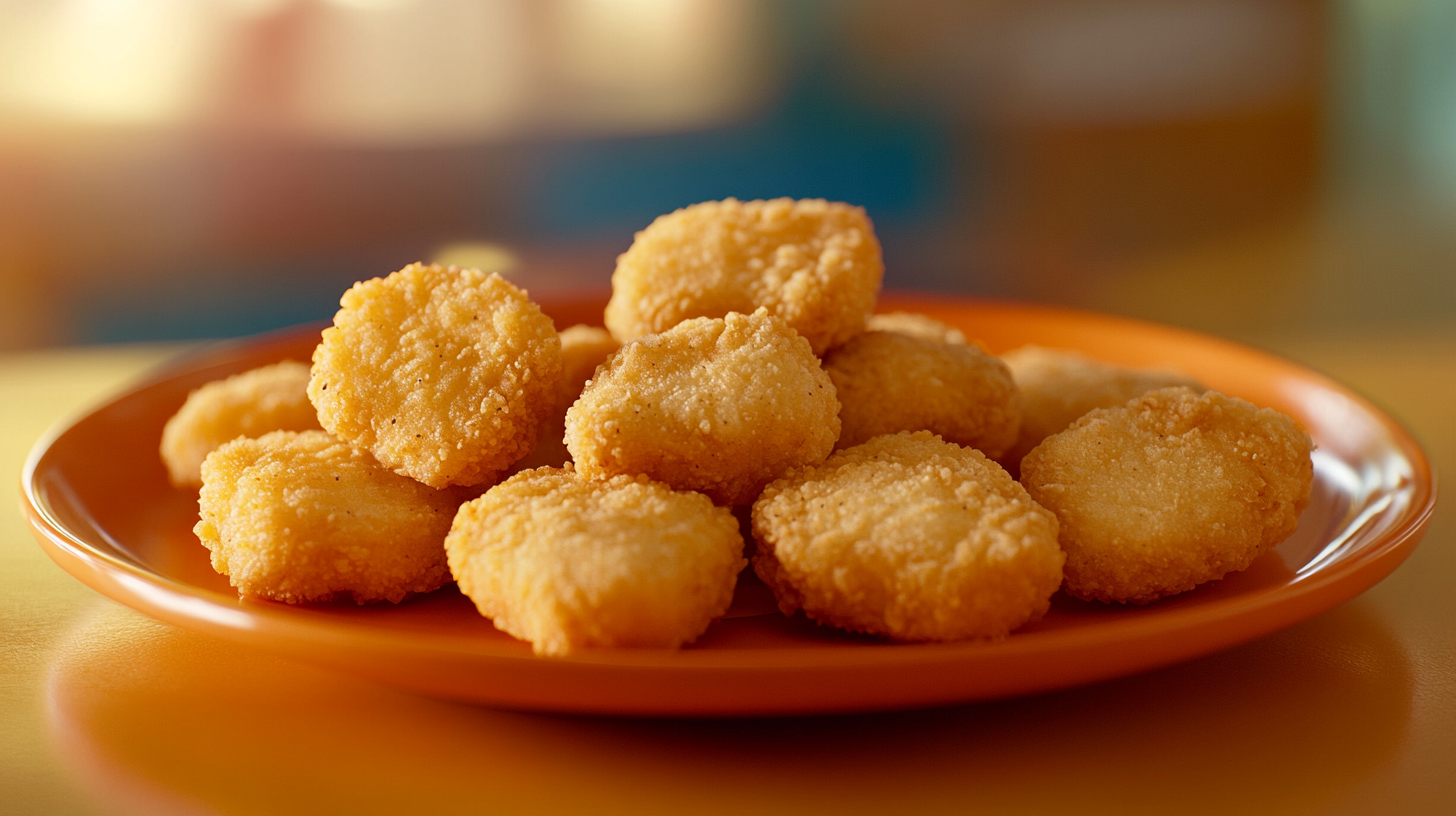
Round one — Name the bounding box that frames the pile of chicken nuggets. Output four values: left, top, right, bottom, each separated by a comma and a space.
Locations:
163, 197, 1315, 657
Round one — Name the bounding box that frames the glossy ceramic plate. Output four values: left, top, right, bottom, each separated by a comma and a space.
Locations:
24, 293, 1436, 716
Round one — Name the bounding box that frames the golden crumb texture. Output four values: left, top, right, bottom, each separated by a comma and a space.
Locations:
445, 466, 746, 656
1020, 387, 1314, 604
309, 263, 562, 488
752, 431, 1064, 641
510, 324, 620, 472
566, 309, 841, 506
605, 198, 883, 355
160, 360, 322, 487
824, 331, 1020, 457
1001, 345, 1203, 470
865, 311, 968, 346
194, 430, 461, 604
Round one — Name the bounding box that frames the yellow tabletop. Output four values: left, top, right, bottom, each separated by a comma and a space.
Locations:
3, 333, 1452, 816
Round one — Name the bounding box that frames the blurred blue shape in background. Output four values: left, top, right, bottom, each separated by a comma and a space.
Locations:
526, 5, 954, 239
527, 101, 951, 240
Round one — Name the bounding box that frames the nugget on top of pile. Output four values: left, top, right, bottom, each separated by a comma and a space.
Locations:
605, 198, 882, 355
164, 197, 1314, 656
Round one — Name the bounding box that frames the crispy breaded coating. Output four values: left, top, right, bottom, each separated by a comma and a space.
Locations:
865, 311, 968, 346
605, 198, 883, 355
446, 467, 745, 656
1000, 345, 1203, 470
309, 263, 562, 488
1021, 387, 1314, 604
752, 431, 1064, 641
566, 309, 841, 506
160, 360, 322, 487
194, 430, 460, 604
510, 325, 620, 472
823, 331, 1020, 457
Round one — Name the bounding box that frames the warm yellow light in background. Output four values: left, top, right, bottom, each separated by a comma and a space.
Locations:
293, 0, 534, 143
431, 242, 519, 277
0, 0, 220, 127
550, 0, 768, 132
0, 0, 771, 144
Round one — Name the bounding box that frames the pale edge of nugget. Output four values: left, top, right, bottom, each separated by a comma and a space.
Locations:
752, 431, 1065, 642
446, 466, 746, 656
566, 309, 841, 506
865, 312, 967, 346
1000, 345, 1203, 470
1021, 386, 1314, 605
510, 325, 620, 472
195, 430, 461, 604
824, 330, 1020, 458
605, 198, 883, 355
160, 360, 321, 487
309, 263, 562, 488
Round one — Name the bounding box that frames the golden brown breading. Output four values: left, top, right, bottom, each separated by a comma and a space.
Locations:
752, 431, 1064, 641
566, 309, 841, 506
309, 263, 562, 488
160, 360, 322, 487
194, 430, 460, 604
1000, 345, 1202, 470
865, 311, 968, 346
510, 325, 620, 472
1020, 387, 1314, 604
605, 198, 883, 355
446, 466, 745, 656
823, 330, 1020, 457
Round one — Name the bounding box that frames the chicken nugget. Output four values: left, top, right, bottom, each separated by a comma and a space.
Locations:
160, 360, 322, 487
1021, 387, 1314, 604
1000, 345, 1202, 470
566, 309, 840, 506
752, 431, 1064, 641
605, 198, 883, 355
510, 325, 620, 472
865, 311, 968, 345
309, 263, 562, 488
446, 466, 745, 656
194, 430, 460, 604
823, 330, 1020, 457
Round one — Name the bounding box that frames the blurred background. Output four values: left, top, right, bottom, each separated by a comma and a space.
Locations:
0, 0, 1453, 349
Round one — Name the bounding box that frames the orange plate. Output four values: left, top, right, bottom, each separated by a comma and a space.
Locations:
23, 293, 1437, 716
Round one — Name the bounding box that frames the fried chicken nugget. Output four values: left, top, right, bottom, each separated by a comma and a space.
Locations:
1021, 387, 1314, 605
1000, 345, 1203, 470
510, 325, 620, 472
752, 431, 1064, 641
446, 467, 746, 656
309, 263, 562, 488
605, 198, 883, 355
160, 360, 322, 487
566, 309, 841, 506
865, 311, 968, 345
194, 430, 460, 604
823, 331, 1020, 457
